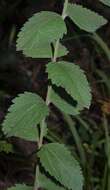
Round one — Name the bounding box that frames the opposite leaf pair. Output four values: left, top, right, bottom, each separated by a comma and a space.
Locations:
3, 61, 91, 141
16, 3, 107, 58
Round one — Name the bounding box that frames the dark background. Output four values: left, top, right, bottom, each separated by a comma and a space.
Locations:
0, 0, 110, 189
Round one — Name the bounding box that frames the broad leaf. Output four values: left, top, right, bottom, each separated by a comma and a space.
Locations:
99, 0, 110, 7
17, 11, 67, 58
23, 43, 52, 58
8, 184, 32, 190
67, 4, 107, 32
3, 92, 49, 141
23, 42, 68, 58
47, 61, 92, 110
38, 143, 83, 190
39, 173, 65, 190
50, 88, 80, 115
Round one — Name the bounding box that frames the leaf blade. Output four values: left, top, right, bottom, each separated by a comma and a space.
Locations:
23, 42, 68, 58
50, 88, 80, 115
67, 4, 107, 32
47, 61, 92, 110
39, 173, 66, 190
2, 92, 49, 141
17, 11, 67, 58
38, 143, 83, 190
99, 0, 110, 7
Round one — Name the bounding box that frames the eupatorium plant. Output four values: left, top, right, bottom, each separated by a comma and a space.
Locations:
2, 0, 108, 189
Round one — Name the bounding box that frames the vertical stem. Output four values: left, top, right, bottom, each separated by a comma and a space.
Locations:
102, 164, 108, 190
62, 0, 68, 19
39, 85, 52, 149
103, 114, 110, 190
92, 33, 110, 62
63, 113, 86, 167
33, 166, 39, 190
53, 40, 60, 62
52, 0, 68, 62
33, 0, 69, 189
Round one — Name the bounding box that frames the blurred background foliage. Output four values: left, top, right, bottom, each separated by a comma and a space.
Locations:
0, 0, 110, 190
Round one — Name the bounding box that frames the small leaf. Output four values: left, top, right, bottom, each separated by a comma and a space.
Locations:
67, 4, 107, 32
38, 143, 83, 190
99, 0, 110, 7
39, 173, 66, 190
8, 184, 32, 190
47, 61, 92, 110
50, 88, 80, 115
17, 11, 67, 58
3, 92, 49, 141
54, 43, 68, 58
0, 140, 13, 153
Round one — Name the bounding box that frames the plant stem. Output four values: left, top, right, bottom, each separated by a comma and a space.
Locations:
63, 32, 110, 62
38, 0, 68, 149
39, 85, 52, 149
102, 164, 107, 190
103, 114, 110, 190
62, 0, 68, 19
53, 40, 60, 62
33, 0, 69, 189
63, 113, 86, 167
52, 0, 68, 62
33, 166, 39, 190
92, 33, 110, 62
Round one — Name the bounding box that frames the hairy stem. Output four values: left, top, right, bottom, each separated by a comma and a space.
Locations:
33, 0, 68, 189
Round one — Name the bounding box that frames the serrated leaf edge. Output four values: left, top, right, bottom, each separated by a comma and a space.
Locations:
38, 143, 84, 190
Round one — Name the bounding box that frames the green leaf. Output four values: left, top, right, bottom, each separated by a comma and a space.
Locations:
99, 0, 110, 7
39, 173, 66, 190
0, 140, 13, 153
17, 11, 67, 58
54, 43, 68, 58
23, 42, 68, 58
23, 43, 52, 58
38, 143, 83, 190
67, 4, 107, 32
8, 184, 32, 190
50, 88, 80, 115
47, 61, 92, 110
3, 92, 49, 141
